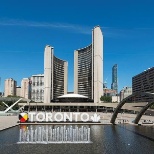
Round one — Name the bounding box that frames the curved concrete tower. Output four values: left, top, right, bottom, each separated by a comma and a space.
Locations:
44, 45, 68, 103
74, 26, 103, 103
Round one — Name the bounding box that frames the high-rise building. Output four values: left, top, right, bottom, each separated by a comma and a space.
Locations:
44, 45, 68, 103
4, 78, 17, 97
16, 86, 21, 97
31, 74, 44, 102
111, 64, 118, 93
74, 26, 103, 103
132, 67, 154, 102
21, 78, 31, 99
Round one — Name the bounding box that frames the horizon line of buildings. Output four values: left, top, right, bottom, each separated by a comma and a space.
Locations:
3, 67, 153, 103
4, 66, 154, 103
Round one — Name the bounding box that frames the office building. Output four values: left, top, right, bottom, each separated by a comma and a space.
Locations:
21, 78, 31, 99
4, 78, 17, 97
31, 74, 44, 102
120, 86, 132, 101
74, 26, 103, 103
132, 67, 154, 102
112, 96, 120, 103
16, 86, 21, 97
111, 64, 118, 93
104, 88, 117, 96
44, 45, 68, 103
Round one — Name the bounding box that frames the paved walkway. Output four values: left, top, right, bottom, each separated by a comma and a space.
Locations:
0, 116, 19, 131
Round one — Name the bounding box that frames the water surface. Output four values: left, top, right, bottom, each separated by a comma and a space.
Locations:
0, 125, 154, 154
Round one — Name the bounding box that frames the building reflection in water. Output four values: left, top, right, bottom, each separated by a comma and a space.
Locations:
17, 125, 92, 144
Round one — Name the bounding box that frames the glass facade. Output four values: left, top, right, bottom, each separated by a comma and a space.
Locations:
53, 56, 65, 100
44, 45, 68, 102
77, 45, 93, 99
132, 67, 154, 102
111, 64, 118, 93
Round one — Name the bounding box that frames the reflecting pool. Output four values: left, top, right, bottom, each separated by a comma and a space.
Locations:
0, 125, 154, 154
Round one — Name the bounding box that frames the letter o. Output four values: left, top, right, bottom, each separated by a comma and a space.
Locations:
54, 113, 63, 122
81, 113, 89, 122
36, 112, 45, 122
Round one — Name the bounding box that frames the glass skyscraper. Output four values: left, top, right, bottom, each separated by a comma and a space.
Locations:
111, 64, 118, 94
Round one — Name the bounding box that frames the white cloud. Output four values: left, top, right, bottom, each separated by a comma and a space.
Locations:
0, 19, 92, 34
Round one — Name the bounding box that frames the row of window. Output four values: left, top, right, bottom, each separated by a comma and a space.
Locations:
31, 97, 44, 100
32, 82, 44, 86
31, 90, 44, 93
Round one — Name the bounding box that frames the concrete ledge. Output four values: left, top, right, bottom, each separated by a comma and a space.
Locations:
19, 122, 111, 125
0, 124, 19, 131
0, 116, 19, 131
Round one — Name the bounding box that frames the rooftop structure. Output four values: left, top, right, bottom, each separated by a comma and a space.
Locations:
57, 94, 89, 102
58, 94, 88, 98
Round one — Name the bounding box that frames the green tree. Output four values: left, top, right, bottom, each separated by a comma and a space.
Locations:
100, 96, 112, 102
7, 95, 21, 98
150, 104, 154, 109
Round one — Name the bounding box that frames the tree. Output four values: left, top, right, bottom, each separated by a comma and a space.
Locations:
7, 95, 21, 98
100, 96, 112, 102
150, 104, 154, 109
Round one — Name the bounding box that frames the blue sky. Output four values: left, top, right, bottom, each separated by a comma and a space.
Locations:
0, 0, 154, 92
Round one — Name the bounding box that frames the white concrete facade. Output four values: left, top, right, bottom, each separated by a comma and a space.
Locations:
74, 51, 78, 94
4, 78, 17, 97
44, 45, 68, 103
93, 26, 103, 103
64, 61, 68, 95
44, 45, 53, 103
112, 96, 120, 103
74, 26, 103, 103
31, 74, 44, 102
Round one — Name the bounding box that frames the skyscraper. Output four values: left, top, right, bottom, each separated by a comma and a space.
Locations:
44, 45, 68, 103
74, 26, 103, 103
111, 64, 118, 94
